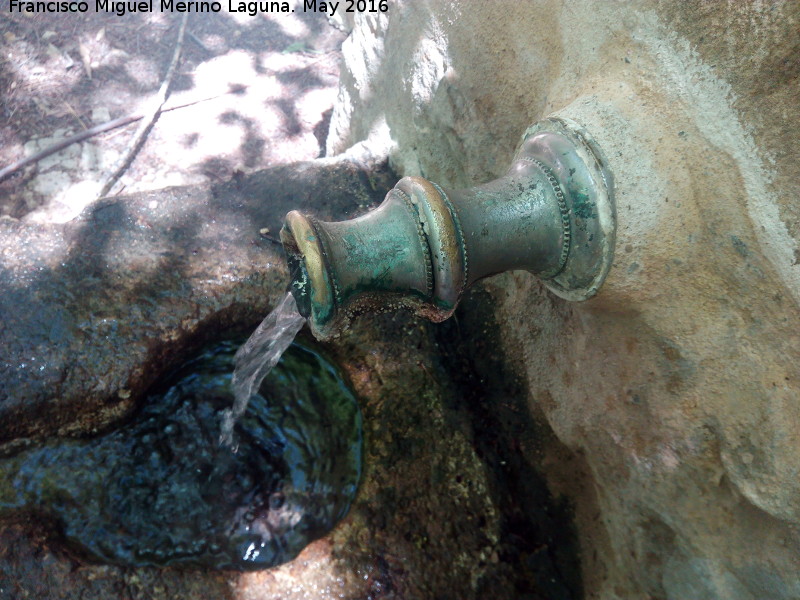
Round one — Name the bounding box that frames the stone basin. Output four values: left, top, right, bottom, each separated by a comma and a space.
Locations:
0, 158, 580, 599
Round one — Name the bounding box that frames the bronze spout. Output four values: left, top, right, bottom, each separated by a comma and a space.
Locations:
281, 118, 616, 339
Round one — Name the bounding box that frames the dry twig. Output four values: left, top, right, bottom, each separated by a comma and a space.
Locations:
96, 14, 189, 199
0, 94, 230, 185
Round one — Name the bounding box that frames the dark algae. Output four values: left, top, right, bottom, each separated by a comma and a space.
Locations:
0, 340, 362, 571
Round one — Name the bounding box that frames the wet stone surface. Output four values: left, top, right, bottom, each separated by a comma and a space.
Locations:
0, 338, 362, 571
0, 158, 395, 448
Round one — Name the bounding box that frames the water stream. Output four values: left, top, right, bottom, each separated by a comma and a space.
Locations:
0, 292, 361, 570
220, 292, 306, 448
0, 336, 362, 570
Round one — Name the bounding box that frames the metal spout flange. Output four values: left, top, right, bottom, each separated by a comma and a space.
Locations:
280, 117, 616, 339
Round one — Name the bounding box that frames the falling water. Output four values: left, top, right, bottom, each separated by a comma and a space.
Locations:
219, 292, 306, 448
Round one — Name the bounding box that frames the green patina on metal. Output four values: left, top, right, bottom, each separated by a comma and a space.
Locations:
281, 118, 617, 339
571, 191, 596, 219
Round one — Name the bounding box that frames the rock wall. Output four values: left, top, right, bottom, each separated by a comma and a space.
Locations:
327, 1, 800, 598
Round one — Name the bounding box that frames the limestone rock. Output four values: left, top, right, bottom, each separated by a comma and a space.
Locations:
329, 1, 800, 598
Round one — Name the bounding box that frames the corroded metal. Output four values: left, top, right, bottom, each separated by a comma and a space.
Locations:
281, 117, 616, 339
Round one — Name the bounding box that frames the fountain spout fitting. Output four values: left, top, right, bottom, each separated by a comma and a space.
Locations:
280, 118, 616, 339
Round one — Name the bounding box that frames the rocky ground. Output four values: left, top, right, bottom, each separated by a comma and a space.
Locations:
0, 8, 344, 222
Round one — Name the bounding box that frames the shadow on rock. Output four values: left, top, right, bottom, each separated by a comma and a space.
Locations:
0, 157, 395, 447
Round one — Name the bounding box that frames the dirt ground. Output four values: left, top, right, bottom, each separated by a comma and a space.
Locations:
0, 7, 345, 221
